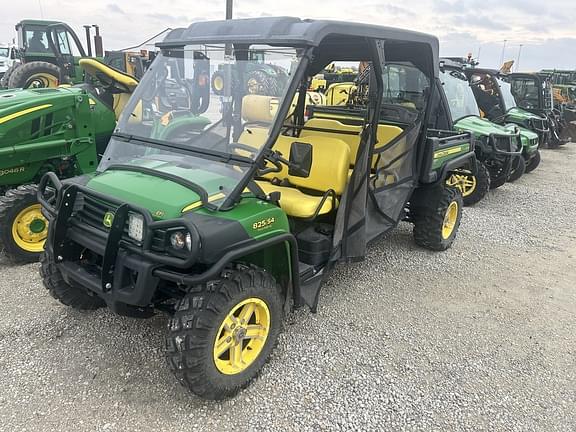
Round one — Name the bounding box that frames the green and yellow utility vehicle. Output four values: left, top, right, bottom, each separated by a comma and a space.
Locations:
0, 59, 143, 263
440, 60, 524, 199
39, 17, 476, 400
465, 69, 542, 174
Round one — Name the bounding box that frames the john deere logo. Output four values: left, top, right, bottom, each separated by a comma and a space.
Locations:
103, 212, 115, 228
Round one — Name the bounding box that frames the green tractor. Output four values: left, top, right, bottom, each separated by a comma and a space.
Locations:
39, 17, 476, 400
508, 72, 570, 148
0, 59, 139, 263
464, 69, 542, 173
438, 60, 525, 203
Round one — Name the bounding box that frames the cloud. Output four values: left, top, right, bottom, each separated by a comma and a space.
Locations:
106, 4, 125, 15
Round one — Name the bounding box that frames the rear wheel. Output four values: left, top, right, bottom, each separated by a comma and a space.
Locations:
0, 185, 48, 264
411, 186, 463, 251
245, 70, 280, 96
508, 155, 526, 182
446, 159, 490, 206
40, 253, 105, 310
166, 264, 283, 400
211, 71, 225, 95
525, 150, 541, 173
7, 61, 60, 88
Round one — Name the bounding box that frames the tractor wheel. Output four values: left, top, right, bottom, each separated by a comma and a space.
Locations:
0, 185, 49, 264
446, 159, 490, 206
211, 71, 225, 95
508, 155, 526, 182
245, 70, 281, 96
7, 61, 60, 88
525, 150, 541, 173
40, 253, 105, 310
166, 264, 283, 400
411, 186, 463, 251
0, 63, 20, 88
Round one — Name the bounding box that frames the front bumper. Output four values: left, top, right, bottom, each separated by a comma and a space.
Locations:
478, 132, 523, 181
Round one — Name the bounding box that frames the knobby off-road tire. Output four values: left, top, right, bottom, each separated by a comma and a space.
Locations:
245, 70, 281, 97
525, 150, 541, 173
446, 159, 491, 206
0, 63, 19, 88
211, 71, 225, 95
508, 155, 526, 182
411, 186, 463, 251
7, 61, 60, 88
166, 264, 283, 400
40, 253, 105, 310
0, 185, 48, 264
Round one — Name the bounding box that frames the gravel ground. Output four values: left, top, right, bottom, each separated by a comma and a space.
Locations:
1, 147, 575, 431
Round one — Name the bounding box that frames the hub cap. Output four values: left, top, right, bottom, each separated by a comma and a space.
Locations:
25, 73, 58, 89
11, 204, 48, 252
213, 75, 224, 91
442, 201, 459, 240
447, 171, 477, 197
213, 297, 270, 375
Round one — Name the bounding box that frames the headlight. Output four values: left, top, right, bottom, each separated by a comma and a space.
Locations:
170, 231, 192, 251
128, 213, 145, 242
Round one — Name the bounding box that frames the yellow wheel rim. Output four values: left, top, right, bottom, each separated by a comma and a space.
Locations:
442, 201, 459, 240
11, 204, 48, 252
213, 297, 270, 375
26, 73, 59, 88
213, 75, 224, 91
446, 171, 477, 197
247, 78, 260, 94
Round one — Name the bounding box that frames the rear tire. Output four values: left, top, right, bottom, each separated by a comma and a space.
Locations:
165, 264, 283, 400
245, 70, 281, 96
7, 61, 60, 88
40, 253, 105, 310
0, 185, 48, 264
211, 71, 225, 95
508, 155, 526, 182
411, 186, 463, 251
525, 150, 541, 173
446, 159, 490, 206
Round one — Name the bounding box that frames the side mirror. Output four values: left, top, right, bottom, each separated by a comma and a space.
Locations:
288, 142, 313, 177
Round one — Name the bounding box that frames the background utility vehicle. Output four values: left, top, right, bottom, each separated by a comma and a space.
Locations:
465, 69, 542, 174
39, 17, 475, 400
0, 59, 146, 263
439, 60, 524, 200
508, 72, 570, 148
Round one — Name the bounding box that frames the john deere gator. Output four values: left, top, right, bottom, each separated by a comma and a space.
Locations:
39, 17, 477, 399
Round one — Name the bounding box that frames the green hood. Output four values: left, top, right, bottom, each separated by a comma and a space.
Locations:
454, 115, 516, 138
86, 160, 240, 219
506, 107, 543, 122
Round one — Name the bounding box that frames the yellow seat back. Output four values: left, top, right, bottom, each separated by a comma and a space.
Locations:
325, 83, 356, 106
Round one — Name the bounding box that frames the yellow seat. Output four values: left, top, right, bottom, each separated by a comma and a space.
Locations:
325, 82, 356, 106
256, 181, 335, 218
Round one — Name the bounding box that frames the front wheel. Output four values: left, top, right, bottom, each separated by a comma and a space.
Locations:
411, 186, 463, 251
165, 264, 283, 400
0, 185, 48, 264
446, 159, 490, 206
525, 150, 541, 173
508, 155, 526, 182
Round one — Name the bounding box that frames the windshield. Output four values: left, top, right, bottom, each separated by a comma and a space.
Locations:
498, 79, 517, 109
441, 69, 479, 120
0, 48, 8, 57
99, 44, 302, 209
510, 77, 540, 110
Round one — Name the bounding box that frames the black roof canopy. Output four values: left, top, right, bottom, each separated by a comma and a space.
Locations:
158, 17, 439, 75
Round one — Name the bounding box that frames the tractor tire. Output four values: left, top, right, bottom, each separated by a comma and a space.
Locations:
166, 264, 283, 400
0, 63, 20, 88
411, 185, 463, 251
508, 155, 526, 182
446, 159, 490, 206
245, 70, 281, 97
211, 71, 225, 95
7, 61, 60, 89
525, 150, 541, 173
0, 185, 49, 264
40, 253, 105, 310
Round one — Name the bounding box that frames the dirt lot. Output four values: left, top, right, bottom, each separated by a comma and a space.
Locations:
1, 146, 575, 431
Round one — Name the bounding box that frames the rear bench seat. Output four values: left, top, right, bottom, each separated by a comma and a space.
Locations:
238, 95, 350, 219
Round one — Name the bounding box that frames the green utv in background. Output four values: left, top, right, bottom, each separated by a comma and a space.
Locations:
0, 59, 152, 264
39, 17, 476, 400
464, 69, 542, 174
439, 60, 524, 198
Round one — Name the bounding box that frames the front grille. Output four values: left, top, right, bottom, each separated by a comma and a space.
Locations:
493, 136, 513, 152
75, 193, 119, 232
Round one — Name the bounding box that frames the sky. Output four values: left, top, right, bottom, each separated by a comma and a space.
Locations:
1, 0, 575, 70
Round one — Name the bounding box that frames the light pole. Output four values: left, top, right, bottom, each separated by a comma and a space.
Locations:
500, 39, 507, 66
516, 44, 523, 72
226, 0, 233, 19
